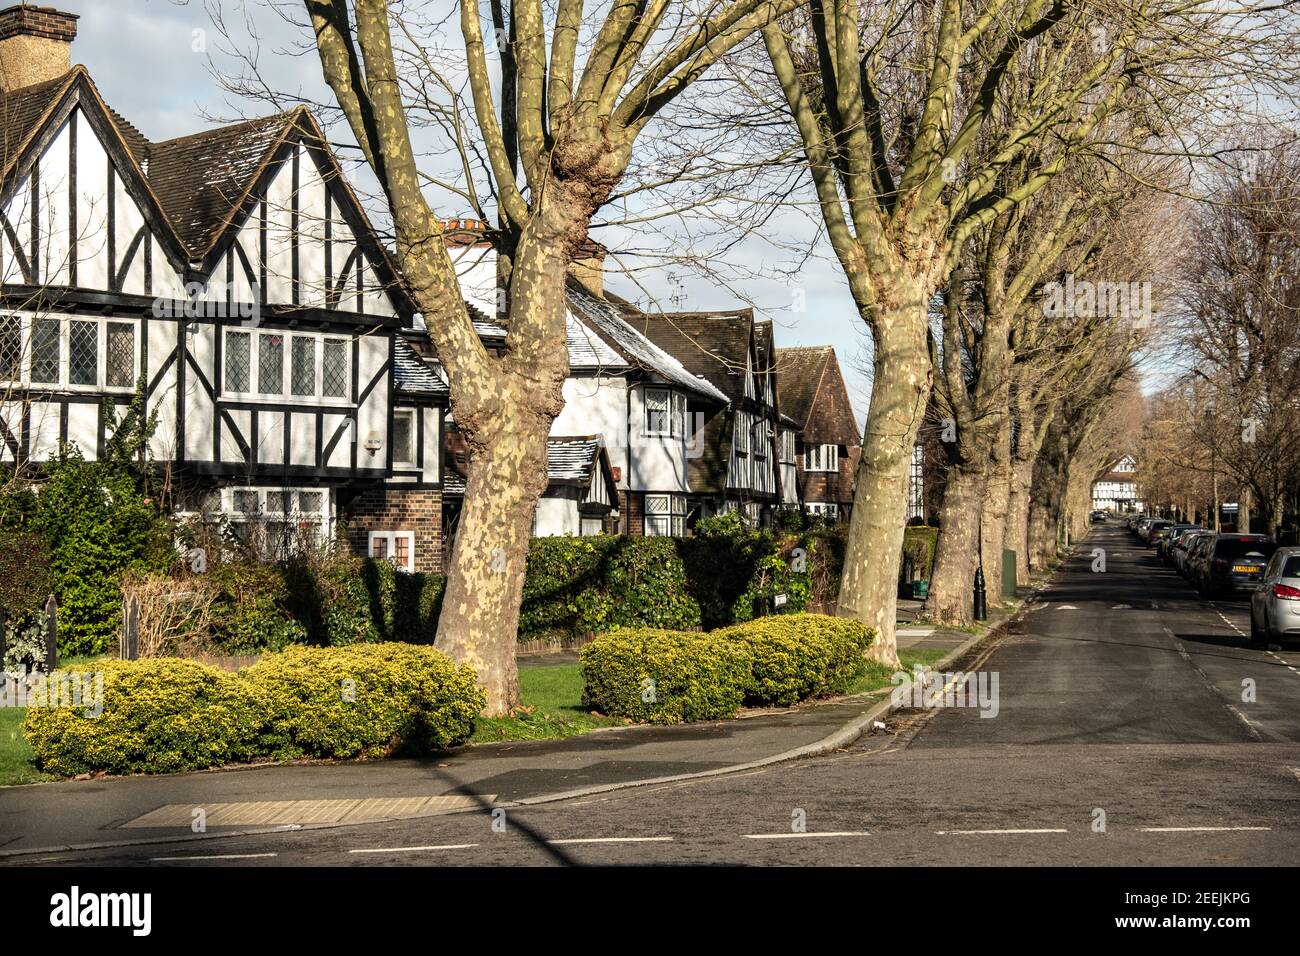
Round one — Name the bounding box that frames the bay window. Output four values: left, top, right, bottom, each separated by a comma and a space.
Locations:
645, 493, 686, 537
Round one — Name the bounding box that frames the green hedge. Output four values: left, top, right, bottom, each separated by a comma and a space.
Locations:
579, 628, 751, 723
521, 537, 701, 639
718, 614, 872, 707
245, 644, 482, 759
22, 644, 481, 776
579, 613, 874, 723
521, 524, 838, 641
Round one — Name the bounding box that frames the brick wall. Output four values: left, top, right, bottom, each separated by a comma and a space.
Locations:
620, 490, 644, 536
342, 486, 444, 573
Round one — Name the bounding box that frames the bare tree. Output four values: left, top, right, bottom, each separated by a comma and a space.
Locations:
758, 0, 1284, 661
301, 0, 809, 712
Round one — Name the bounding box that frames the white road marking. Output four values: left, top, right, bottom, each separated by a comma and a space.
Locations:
935, 828, 1068, 835
1138, 826, 1271, 833
1057, 605, 1079, 610
547, 837, 674, 845
744, 831, 871, 840
348, 844, 478, 854
151, 853, 278, 861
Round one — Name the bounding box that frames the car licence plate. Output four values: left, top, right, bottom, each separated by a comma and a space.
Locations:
1232, 565, 1258, 573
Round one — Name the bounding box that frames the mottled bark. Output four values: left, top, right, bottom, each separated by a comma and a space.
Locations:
837, 293, 932, 669
927, 465, 985, 625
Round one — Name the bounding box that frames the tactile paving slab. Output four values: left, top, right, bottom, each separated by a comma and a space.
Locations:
120, 794, 495, 828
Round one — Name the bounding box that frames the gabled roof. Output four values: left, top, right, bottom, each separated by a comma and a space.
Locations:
775, 345, 860, 447
0, 70, 70, 175
565, 286, 728, 402
775, 346, 832, 428
148, 112, 294, 259
547, 435, 611, 488
628, 309, 756, 404
0, 67, 190, 274
0, 70, 408, 314
566, 309, 626, 368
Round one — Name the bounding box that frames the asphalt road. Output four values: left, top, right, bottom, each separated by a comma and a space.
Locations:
16, 525, 1300, 866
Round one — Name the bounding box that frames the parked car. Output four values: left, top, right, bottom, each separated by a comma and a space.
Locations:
1174, 530, 1212, 576
1091, 510, 1108, 523
1250, 547, 1300, 644
1158, 524, 1198, 562
1184, 532, 1217, 583
1195, 534, 1278, 597
1133, 517, 1154, 539
1143, 519, 1173, 547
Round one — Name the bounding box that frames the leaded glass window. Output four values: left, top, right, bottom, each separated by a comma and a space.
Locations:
106, 322, 135, 388
322, 338, 348, 398
291, 336, 316, 396
30, 319, 60, 385
226, 331, 251, 392
69, 320, 98, 387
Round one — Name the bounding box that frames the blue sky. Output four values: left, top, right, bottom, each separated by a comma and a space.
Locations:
55, 0, 873, 423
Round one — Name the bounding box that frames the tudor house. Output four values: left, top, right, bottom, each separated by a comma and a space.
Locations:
0, 6, 448, 571
443, 228, 788, 537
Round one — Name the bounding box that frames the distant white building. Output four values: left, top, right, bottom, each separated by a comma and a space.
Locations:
1092, 454, 1142, 512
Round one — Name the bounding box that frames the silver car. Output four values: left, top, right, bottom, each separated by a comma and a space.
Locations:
1249, 546, 1300, 644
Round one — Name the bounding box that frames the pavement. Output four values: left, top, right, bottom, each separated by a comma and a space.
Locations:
0, 608, 1008, 860
10, 526, 1299, 866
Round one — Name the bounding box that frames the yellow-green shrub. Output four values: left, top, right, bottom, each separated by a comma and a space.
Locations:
21, 659, 269, 777
579, 613, 874, 721
579, 629, 752, 724
244, 644, 483, 759
22, 644, 484, 776
719, 614, 873, 706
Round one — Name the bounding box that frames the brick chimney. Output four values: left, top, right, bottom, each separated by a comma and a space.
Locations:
0, 5, 77, 92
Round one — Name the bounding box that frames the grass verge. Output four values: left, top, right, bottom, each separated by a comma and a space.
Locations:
0, 708, 48, 786
845, 647, 951, 696
471, 663, 627, 743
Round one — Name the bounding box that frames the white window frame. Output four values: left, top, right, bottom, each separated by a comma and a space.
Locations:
806, 502, 839, 519
644, 387, 671, 437
223, 328, 352, 405
806, 443, 839, 473
644, 493, 686, 537
368, 530, 416, 572
0, 314, 141, 393
391, 409, 416, 466
734, 413, 750, 455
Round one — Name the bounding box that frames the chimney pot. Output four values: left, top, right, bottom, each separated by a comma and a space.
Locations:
0, 5, 77, 92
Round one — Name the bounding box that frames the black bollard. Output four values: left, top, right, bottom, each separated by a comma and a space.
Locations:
973, 566, 988, 621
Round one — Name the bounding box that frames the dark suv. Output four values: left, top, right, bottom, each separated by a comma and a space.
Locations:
1196, 534, 1278, 597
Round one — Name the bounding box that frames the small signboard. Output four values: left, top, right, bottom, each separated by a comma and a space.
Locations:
774, 593, 788, 609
